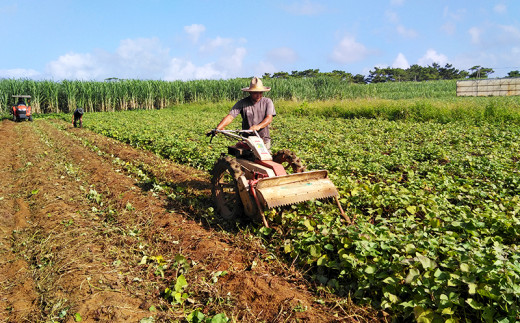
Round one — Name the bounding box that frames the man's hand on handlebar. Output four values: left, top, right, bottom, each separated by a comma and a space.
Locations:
206, 129, 219, 143
206, 128, 218, 137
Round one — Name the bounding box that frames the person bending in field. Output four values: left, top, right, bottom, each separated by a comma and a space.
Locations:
72, 108, 84, 128
215, 77, 276, 150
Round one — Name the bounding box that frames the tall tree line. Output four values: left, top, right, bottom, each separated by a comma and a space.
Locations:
263, 63, 520, 84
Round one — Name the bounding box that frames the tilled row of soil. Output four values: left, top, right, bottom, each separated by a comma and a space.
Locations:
0, 119, 381, 322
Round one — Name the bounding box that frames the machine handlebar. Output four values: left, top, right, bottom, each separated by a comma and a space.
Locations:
206, 129, 259, 143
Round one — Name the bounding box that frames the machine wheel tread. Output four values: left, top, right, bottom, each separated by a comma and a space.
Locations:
272, 149, 306, 173
211, 156, 244, 220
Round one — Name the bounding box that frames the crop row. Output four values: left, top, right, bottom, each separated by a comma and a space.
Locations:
0, 78, 458, 115
64, 101, 520, 322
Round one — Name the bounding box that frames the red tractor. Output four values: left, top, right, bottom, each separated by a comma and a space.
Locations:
11, 95, 33, 122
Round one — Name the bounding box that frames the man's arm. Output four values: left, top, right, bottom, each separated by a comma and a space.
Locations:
249, 114, 273, 131
216, 114, 235, 130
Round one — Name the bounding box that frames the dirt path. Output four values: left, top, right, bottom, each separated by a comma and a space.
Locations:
0, 119, 381, 322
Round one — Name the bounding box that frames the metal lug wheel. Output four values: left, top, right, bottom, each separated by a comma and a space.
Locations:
211, 156, 244, 220
272, 149, 306, 173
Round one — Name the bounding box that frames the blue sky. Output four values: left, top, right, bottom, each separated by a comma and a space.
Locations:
1, 0, 519, 81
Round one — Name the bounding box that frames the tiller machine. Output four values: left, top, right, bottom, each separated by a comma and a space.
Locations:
208, 129, 349, 227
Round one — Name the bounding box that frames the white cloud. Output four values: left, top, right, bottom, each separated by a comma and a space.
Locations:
164, 58, 222, 81
390, 0, 404, 6
199, 36, 234, 53
418, 49, 448, 66
330, 35, 370, 64
468, 27, 481, 45
266, 47, 298, 63
443, 7, 466, 20
464, 24, 519, 52
45, 52, 103, 80
0, 68, 41, 79
254, 61, 277, 77
385, 10, 399, 24
392, 53, 409, 69
499, 25, 520, 41
396, 25, 418, 38
282, 0, 325, 15
441, 22, 456, 35
184, 24, 206, 43
440, 7, 467, 37
197, 37, 247, 77
43, 36, 247, 81
385, 10, 417, 38
493, 4, 507, 14
216, 47, 247, 73
45, 38, 173, 80
116, 38, 170, 66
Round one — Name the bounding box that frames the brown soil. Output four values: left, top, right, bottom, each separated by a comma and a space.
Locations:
0, 119, 384, 322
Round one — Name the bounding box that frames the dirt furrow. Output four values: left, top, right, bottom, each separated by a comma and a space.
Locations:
0, 121, 41, 322
1, 120, 156, 322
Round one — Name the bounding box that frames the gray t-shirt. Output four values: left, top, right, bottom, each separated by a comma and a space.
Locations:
229, 96, 276, 143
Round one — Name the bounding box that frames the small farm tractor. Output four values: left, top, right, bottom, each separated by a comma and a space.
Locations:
207, 129, 350, 227
11, 95, 33, 122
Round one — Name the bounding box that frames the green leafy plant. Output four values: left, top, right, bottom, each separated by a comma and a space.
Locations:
187, 310, 229, 323
87, 188, 103, 205
73, 312, 82, 322
164, 274, 188, 305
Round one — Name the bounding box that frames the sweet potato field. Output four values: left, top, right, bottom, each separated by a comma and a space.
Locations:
2, 75, 520, 321
65, 98, 520, 322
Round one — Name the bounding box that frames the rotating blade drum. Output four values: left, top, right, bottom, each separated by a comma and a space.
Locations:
255, 170, 339, 208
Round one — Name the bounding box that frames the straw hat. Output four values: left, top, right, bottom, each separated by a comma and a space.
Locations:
241, 77, 271, 92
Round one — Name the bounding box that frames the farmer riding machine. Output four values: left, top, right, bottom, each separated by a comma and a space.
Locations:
11, 95, 33, 122
207, 129, 350, 227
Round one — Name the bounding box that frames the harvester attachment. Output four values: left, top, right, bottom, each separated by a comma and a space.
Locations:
255, 170, 338, 208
